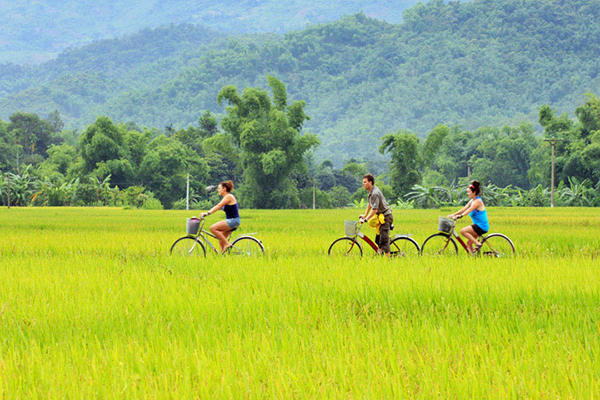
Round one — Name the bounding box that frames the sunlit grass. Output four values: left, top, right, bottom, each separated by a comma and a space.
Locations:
0, 207, 598, 398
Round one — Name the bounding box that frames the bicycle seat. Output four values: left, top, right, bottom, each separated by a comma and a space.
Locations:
229, 227, 238, 232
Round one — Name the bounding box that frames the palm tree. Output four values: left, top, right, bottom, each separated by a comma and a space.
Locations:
405, 181, 446, 209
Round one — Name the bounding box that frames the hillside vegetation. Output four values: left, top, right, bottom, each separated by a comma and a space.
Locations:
1, 0, 600, 164
0, 0, 427, 64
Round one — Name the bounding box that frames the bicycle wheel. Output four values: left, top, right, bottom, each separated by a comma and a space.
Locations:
390, 236, 420, 258
229, 236, 265, 256
328, 237, 363, 258
478, 234, 515, 258
421, 233, 458, 256
170, 236, 206, 257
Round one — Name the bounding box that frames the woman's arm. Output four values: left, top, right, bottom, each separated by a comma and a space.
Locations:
203, 194, 233, 217
457, 199, 481, 218
449, 200, 472, 218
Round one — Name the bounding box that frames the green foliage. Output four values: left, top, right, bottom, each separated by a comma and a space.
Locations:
422, 125, 450, 169
0, 1, 423, 64
139, 135, 208, 209
0, 166, 39, 206
341, 160, 367, 180
328, 185, 351, 208
39, 144, 78, 177
471, 123, 537, 189
218, 76, 319, 208
3, 0, 600, 166
7, 111, 56, 161
5, 79, 600, 209
80, 117, 127, 177
391, 198, 415, 210
379, 130, 421, 197
299, 187, 331, 209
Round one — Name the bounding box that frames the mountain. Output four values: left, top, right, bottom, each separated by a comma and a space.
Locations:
2, 0, 600, 165
0, 0, 433, 64
0, 24, 229, 118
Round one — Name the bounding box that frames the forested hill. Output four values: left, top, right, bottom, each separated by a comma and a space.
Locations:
0, 24, 227, 98
2, 0, 600, 165
1, 0, 431, 64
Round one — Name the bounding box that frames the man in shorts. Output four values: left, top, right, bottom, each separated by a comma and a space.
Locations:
359, 173, 394, 258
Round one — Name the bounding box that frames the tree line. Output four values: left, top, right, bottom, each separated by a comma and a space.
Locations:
1, 78, 599, 209
2, 0, 600, 168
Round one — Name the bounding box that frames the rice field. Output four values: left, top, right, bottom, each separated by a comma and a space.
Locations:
0, 207, 599, 398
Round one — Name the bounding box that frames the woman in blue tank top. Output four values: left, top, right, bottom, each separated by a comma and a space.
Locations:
201, 180, 241, 253
448, 180, 489, 253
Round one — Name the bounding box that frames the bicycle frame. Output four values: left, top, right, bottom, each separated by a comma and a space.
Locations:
444, 219, 483, 254
188, 218, 239, 254
328, 220, 420, 258
347, 222, 413, 253
344, 223, 376, 252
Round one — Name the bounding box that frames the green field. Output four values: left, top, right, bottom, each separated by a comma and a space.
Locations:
1, 207, 599, 398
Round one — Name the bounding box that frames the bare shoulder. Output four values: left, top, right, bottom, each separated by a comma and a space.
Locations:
226, 194, 237, 205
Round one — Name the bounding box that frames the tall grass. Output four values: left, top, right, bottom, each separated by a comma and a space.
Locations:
0, 207, 598, 398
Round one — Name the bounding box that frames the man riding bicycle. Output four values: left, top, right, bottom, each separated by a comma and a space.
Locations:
359, 174, 393, 258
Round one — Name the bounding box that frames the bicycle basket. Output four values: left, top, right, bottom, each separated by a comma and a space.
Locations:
186, 218, 200, 235
344, 220, 358, 236
438, 217, 455, 234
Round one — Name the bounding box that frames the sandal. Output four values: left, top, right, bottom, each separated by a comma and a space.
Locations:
473, 243, 483, 252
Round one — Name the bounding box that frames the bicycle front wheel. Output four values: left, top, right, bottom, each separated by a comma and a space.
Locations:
229, 236, 265, 256
479, 234, 515, 258
170, 236, 206, 257
328, 237, 363, 258
421, 233, 458, 256
390, 237, 421, 258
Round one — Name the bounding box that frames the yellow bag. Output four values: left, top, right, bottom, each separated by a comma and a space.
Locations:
368, 214, 386, 234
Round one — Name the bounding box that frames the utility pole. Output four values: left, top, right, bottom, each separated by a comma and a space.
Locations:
467, 161, 472, 182
544, 138, 564, 208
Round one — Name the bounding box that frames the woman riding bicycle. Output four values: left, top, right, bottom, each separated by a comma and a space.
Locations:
200, 180, 240, 253
448, 180, 489, 253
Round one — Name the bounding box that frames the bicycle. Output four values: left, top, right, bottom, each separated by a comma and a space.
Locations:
328, 219, 420, 258
170, 217, 264, 257
421, 216, 515, 257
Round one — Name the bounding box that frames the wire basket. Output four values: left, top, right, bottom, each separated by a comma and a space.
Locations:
345, 220, 358, 236
438, 216, 455, 234
186, 217, 200, 235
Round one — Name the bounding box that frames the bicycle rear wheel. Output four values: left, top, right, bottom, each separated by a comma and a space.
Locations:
328, 237, 363, 258
421, 233, 458, 256
229, 236, 265, 256
478, 234, 515, 258
390, 237, 420, 258
170, 236, 206, 257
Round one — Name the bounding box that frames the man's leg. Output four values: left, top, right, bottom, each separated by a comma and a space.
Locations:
379, 214, 393, 258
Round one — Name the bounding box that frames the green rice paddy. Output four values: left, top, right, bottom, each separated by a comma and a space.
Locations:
0, 207, 599, 398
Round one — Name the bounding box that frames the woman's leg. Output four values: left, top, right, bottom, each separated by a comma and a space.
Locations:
460, 225, 481, 253
210, 220, 232, 252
